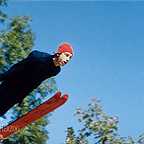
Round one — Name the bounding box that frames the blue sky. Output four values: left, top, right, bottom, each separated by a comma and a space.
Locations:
1, 1, 144, 143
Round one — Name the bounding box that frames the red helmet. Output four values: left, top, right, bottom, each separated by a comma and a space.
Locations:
57, 42, 73, 55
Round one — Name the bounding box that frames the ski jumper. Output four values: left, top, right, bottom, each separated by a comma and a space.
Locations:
0, 50, 61, 116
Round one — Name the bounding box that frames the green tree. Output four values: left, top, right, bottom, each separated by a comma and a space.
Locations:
0, 0, 7, 5
74, 98, 135, 144
65, 97, 144, 144
0, 0, 7, 23
65, 127, 76, 144
0, 3, 58, 144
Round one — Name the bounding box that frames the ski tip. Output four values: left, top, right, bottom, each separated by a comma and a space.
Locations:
54, 91, 61, 99
62, 94, 68, 100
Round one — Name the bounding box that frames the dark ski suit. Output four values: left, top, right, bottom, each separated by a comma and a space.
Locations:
0, 50, 61, 116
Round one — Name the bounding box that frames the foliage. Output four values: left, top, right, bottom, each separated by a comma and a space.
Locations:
65, 127, 76, 144
65, 97, 144, 144
0, 3, 58, 143
0, 0, 7, 23
0, 0, 7, 6
0, 16, 34, 66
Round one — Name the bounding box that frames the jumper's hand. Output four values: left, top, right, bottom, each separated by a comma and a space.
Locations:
0, 134, 4, 139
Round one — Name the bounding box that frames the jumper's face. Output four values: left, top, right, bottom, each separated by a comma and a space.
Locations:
57, 52, 72, 66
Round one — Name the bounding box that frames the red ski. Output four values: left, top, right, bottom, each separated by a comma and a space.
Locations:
0, 91, 68, 139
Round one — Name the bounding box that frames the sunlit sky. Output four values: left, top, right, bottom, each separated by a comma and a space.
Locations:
1, 1, 144, 143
